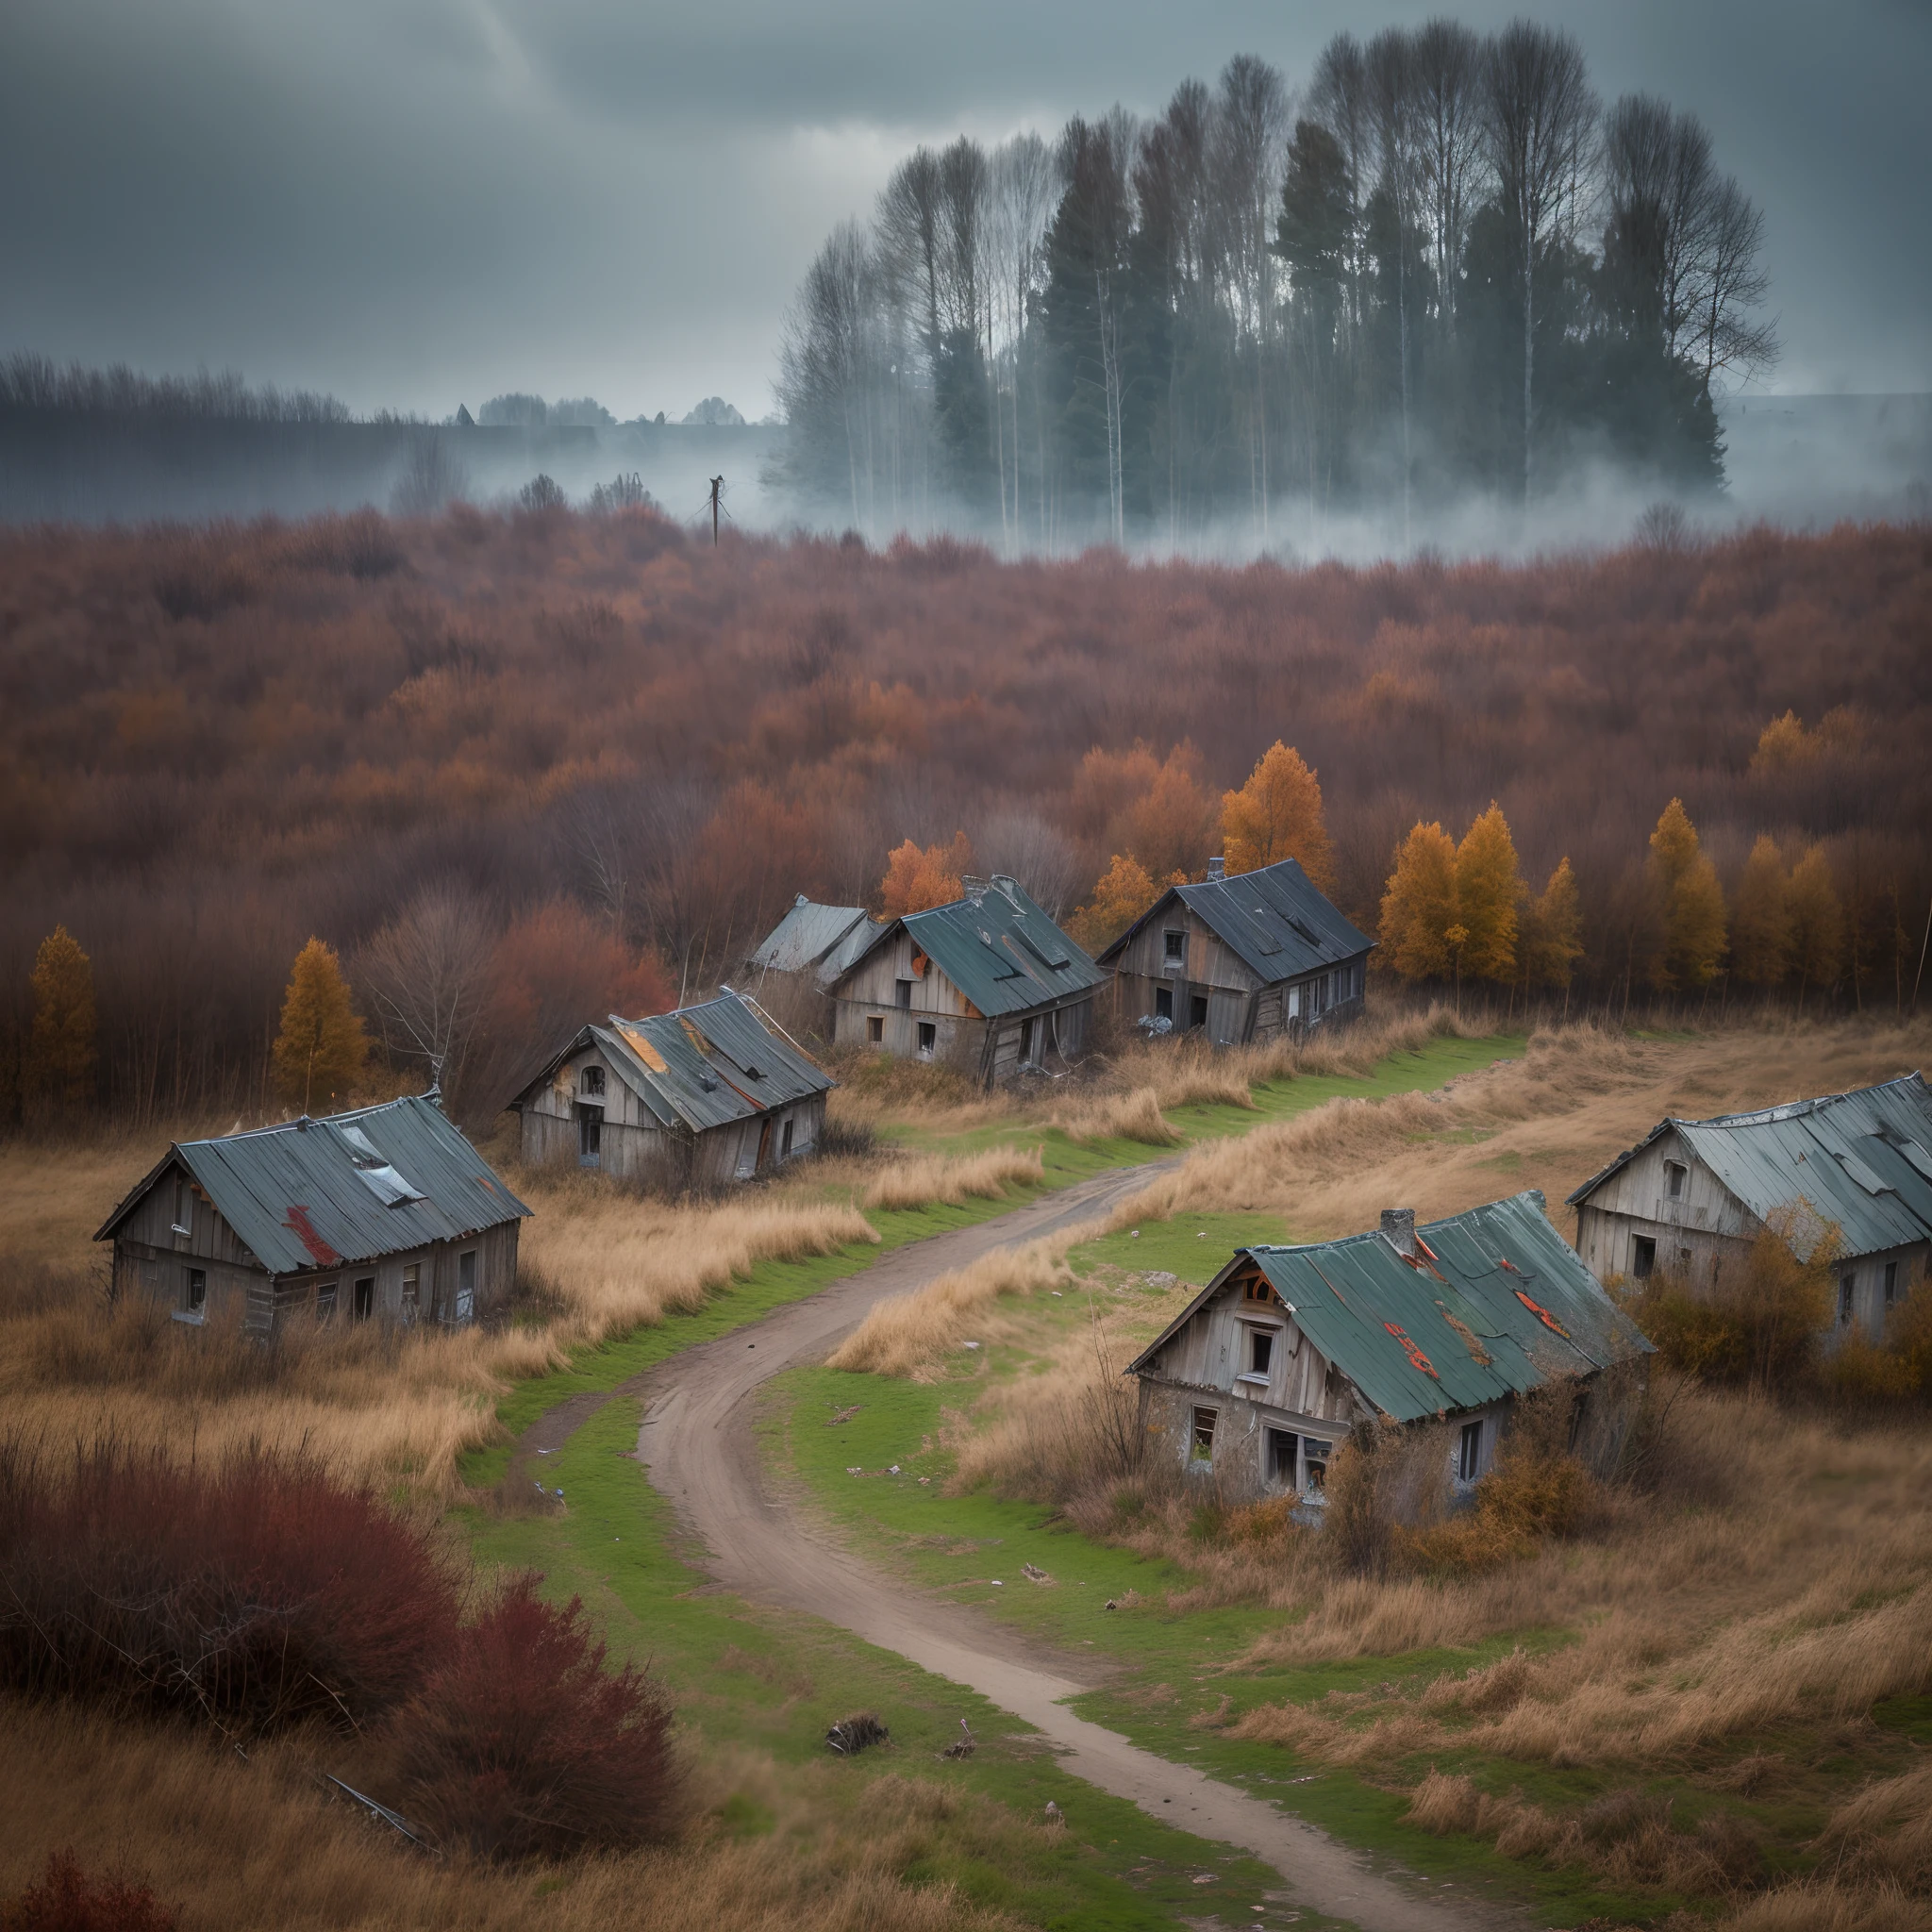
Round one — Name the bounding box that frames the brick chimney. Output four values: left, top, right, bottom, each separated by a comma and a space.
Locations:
1207, 856, 1225, 881
1380, 1208, 1417, 1257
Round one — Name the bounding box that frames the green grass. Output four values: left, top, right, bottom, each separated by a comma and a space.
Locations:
463, 1397, 1308, 1929
455, 1029, 1533, 1924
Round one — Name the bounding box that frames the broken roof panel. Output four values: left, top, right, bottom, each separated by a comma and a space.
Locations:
95, 1093, 529, 1277
1567, 1074, 1932, 1261
1129, 1191, 1651, 1424
1095, 858, 1374, 984
521, 991, 834, 1141
834, 878, 1105, 1019
748, 897, 875, 982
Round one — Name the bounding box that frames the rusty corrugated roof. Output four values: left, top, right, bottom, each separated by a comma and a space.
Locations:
1129, 1191, 1651, 1424
95, 1093, 530, 1276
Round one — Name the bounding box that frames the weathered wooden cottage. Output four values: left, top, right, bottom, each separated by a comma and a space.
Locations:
1567, 1074, 1932, 1336
746, 896, 878, 989
824, 874, 1105, 1084
1096, 857, 1374, 1044
507, 991, 832, 1187
1127, 1192, 1652, 1505
95, 1093, 530, 1334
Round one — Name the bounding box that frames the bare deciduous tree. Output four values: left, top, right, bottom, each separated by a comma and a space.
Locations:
357, 883, 494, 1096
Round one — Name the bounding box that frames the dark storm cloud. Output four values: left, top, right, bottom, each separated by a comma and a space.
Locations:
1, 0, 1925, 418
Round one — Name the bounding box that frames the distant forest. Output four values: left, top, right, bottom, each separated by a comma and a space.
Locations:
1, 508, 1925, 1132
774, 20, 1777, 547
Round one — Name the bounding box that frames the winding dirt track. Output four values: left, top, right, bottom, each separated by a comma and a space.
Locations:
628, 1167, 1506, 1932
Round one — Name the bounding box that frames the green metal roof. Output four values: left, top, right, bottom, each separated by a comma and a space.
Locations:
512, 991, 832, 1140
96, 1093, 530, 1277
1567, 1074, 1932, 1261
1129, 1191, 1652, 1424
838, 877, 1105, 1020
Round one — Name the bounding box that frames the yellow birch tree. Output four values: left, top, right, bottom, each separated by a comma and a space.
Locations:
1729, 836, 1792, 988
1454, 803, 1521, 984
1646, 799, 1727, 992
1786, 845, 1842, 1000
1067, 854, 1159, 956
1519, 858, 1584, 991
1377, 824, 1458, 981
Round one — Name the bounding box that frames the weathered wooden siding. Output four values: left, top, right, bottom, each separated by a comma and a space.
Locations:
518, 1039, 827, 1184
1109, 905, 1368, 1044
1575, 1129, 1932, 1337
109, 1158, 264, 1325
263, 1221, 520, 1330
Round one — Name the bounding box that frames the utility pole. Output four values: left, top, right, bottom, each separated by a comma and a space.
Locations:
708, 475, 724, 546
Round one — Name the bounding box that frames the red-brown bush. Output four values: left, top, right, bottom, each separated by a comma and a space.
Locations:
386, 1572, 679, 1861
0, 1853, 175, 1932
0, 1441, 458, 1731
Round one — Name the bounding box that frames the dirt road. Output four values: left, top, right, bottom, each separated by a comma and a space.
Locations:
631, 1167, 1505, 1932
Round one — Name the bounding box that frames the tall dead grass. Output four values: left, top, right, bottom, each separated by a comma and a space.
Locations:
826, 1239, 1075, 1378
859, 1144, 1042, 1211
0, 1700, 1029, 1932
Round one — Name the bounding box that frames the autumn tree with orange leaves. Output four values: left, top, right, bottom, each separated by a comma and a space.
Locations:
878, 834, 974, 917
1067, 854, 1161, 956
1219, 743, 1335, 892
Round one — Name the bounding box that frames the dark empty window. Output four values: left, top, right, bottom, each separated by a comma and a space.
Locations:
895, 978, 913, 1009
1458, 1419, 1485, 1482
401, 1262, 421, 1318
353, 1275, 375, 1322
1665, 1160, 1687, 1199
1840, 1272, 1856, 1326
581, 1064, 606, 1096
1267, 1428, 1298, 1485
1247, 1328, 1274, 1377
1163, 929, 1185, 963
780, 1119, 794, 1158
185, 1267, 207, 1314
317, 1280, 338, 1324
917, 1021, 937, 1058
1019, 1017, 1035, 1061
1190, 993, 1208, 1029
1631, 1235, 1657, 1279
867, 1014, 884, 1044
1885, 1260, 1899, 1307
457, 1250, 477, 1323
1155, 986, 1174, 1021
577, 1104, 602, 1163
1191, 1407, 1218, 1461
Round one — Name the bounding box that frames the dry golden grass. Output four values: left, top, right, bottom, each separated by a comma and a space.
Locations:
826, 1239, 1076, 1378
1044, 1087, 1182, 1147
0, 1699, 1029, 1932
1108, 1014, 1932, 1244
859, 1143, 1043, 1211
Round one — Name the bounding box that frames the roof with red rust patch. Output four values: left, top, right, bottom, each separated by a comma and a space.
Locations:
1128, 1191, 1651, 1424
95, 1092, 529, 1276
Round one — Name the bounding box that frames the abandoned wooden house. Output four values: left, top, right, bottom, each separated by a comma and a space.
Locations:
94, 1092, 530, 1334
1127, 1191, 1652, 1506
823, 874, 1105, 1083
746, 896, 878, 990
507, 990, 832, 1187
1567, 1074, 1932, 1337
1095, 856, 1374, 1044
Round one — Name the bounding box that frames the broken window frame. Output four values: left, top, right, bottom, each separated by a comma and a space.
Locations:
1631, 1235, 1657, 1279
894, 977, 913, 1010
352, 1275, 375, 1323
1162, 928, 1186, 964
1457, 1418, 1484, 1483
1664, 1159, 1687, 1200
1266, 1427, 1298, 1486
916, 1020, 937, 1059
1189, 993, 1209, 1030
1302, 1438, 1332, 1490
400, 1261, 421, 1321
184, 1266, 207, 1315
580, 1063, 607, 1097
866, 1013, 885, 1045
1154, 986, 1174, 1022
1245, 1326, 1274, 1378
1190, 1407, 1218, 1462
457, 1249, 476, 1324
316, 1279, 339, 1324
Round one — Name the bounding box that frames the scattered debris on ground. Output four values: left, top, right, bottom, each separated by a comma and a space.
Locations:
940, 1719, 976, 1759
824, 1712, 890, 1756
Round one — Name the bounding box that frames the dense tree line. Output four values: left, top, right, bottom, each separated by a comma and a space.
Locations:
0, 508, 1924, 1133
774, 20, 1775, 548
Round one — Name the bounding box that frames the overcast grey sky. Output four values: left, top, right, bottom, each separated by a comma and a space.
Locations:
3, 0, 1926, 421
